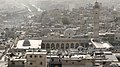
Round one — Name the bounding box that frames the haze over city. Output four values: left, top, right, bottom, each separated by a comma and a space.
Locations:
0, 0, 120, 9
0, 0, 120, 67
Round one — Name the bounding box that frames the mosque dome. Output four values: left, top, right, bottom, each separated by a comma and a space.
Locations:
64, 28, 75, 38
23, 39, 31, 46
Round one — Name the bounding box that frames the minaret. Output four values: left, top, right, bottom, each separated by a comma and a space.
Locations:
93, 1, 100, 40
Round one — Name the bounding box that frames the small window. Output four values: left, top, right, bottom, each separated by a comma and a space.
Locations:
39, 55, 42, 58
72, 62, 74, 64
30, 63, 32, 65
22, 62, 24, 64
58, 59, 61, 62
12, 62, 15, 64
66, 60, 68, 62
51, 58, 54, 61
30, 55, 32, 58
35, 55, 37, 58
78, 60, 81, 62
40, 62, 42, 65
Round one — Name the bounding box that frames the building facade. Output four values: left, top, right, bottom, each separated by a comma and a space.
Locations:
25, 52, 47, 67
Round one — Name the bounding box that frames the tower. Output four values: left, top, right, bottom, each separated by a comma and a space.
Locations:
93, 1, 100, 40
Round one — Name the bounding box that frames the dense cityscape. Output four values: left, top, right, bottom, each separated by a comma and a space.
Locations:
0, 0, 120, 67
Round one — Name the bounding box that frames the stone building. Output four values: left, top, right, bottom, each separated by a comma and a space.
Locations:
25, 52, 47, 67
41, 38, 89, 50
8, 58, 26, 67
62, 55, 95, 67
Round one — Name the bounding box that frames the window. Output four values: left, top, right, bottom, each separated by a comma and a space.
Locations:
70, 43, 74, 48
22, 62, 24, 64
58, 59, 61, 62
40, 62, 42, 65
51, 43, 55, 49
51, 58, 54, 61
46, 43, 50, 49
39, 55, 42, 58
75, 43, 79, 48
35, 55, 37, 58
78, 60, 81, 62
61, 43, 64, 49
66, 43, 69, 49
41, 43, 45, 49
30, 63, 32, 65
30, 55, 32, 58
56, 43, 60, 49
12, 62, 15, 64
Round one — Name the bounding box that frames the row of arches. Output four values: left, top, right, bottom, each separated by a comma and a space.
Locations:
41, 43, 80, 49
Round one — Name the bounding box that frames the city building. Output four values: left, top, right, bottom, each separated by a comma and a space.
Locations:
1, 1, 120, 67
25, 52, 47, 67
62, 55, 95, 67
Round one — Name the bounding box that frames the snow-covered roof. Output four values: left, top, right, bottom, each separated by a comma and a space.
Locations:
16, 40, 42, 49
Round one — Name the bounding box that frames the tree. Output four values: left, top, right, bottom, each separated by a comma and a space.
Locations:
61, 17, 70, 25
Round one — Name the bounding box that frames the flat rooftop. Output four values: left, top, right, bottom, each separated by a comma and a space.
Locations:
91, 39, 113, 49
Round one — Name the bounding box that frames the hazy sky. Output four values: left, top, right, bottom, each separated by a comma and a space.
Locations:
0, 0, 120, 9
21, 0, 120, 6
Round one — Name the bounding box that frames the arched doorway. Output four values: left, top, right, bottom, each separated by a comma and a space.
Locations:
56, 43, 60, 49
66, 43, 69, 49
70, 43, 74, 48
51, 43, 55, 49
61, 43, 64, 49
75, 43, 79, 49
41, 43, 45, 49
46, 43, 50, 49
